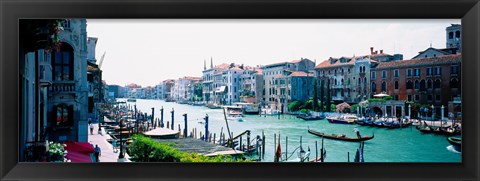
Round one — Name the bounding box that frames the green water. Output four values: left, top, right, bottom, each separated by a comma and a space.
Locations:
121, 99, 461, 162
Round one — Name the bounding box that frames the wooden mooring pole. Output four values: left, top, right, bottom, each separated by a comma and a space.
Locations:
183, 114, 188, 138
262, 131, 265, 158
285, 136, 288, 161
171, 108, 175, 130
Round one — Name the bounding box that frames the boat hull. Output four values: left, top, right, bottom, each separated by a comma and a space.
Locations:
327, 118, 354, 124
307, 129, 374, 142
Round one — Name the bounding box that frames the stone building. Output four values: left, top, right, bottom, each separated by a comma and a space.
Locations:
202, 60, 229, 104
260, 58, 315, 107
370, 54, 461, 117
239, 66, 263, 104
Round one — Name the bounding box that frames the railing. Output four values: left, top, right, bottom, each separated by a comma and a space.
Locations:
49, 81, 76, 93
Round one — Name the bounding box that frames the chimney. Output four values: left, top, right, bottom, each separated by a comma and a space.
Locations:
370, 47, 374, 54
375, 50, 378, 54
380, 50, 383, 54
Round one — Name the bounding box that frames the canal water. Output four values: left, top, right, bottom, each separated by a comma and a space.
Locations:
120, 99, 461, 162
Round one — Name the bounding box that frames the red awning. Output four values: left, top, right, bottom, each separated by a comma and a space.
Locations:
64, 141, 94, 162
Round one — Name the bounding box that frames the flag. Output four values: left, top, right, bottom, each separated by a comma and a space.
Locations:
274, 134, 281, 162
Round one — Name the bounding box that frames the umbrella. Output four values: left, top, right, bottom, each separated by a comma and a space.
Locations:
336, 102, 351, 113
373, 92, 390, 98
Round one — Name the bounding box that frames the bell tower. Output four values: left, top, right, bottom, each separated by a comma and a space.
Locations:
446, 24, 462, 53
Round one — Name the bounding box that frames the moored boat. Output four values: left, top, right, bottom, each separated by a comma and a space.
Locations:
307, 129, 374, 142
327, 114, 357, 124
298, 114, 324, 121
447, 137, 461, 152
224, 106, 244, 121
127, 98, 136, 102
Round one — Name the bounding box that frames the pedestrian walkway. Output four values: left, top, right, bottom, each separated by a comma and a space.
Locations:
88, 123, 131, 162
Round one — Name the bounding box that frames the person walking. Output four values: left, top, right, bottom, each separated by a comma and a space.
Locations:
353, 126, 361, 138
94, 145, 101, 162
89, 122, 94, 135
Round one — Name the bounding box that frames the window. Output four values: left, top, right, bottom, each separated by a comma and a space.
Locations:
450, 78, 459, 88
427, 95, 433, 102
393, 95, 399, 100
394, 70, 399, 78
381, 81, 386, 92
358, 78, 361, 85
348, 68, 351, 74
455, 31, 460, 39
371, 72, 376, 79
52, 44, 74, 81
434, 79, 442, 89
371, 82, 376, 93
414, 80, 420, 89
449, 32, 454, 39
451, 66, 459, 75
415, 95, 420, 101
426, 68, 432, 76
364, 77, 367, 86
406, 80, 413, 90
436, 95, 441, 101
420, 80, 426, 91
394, 81, 399, 90
434, 67, 441, 75
408, 95, 412, 101
53, 104, 73, 127
414, 68, 420, 76
406, 69, 412, 77
382, 71, 387, 78
427, 79, 433, 89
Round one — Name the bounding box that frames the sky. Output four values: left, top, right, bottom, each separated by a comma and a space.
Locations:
86, 19, 460, 87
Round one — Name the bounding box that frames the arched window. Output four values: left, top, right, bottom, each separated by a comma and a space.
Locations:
450, 78, 459, 88
371, 82, 376, 93
364, 77, 367, 85
455, 31, 461, 39
341, 79, 344, 85
406, 80, 413, 90
414, 80, 420, 90
434, 79, 442, 89
449, 32, 454, 39
420, 80, 426, 91
427, 79, 433, 89
381, 81, 386, 92
335, 79, 337, 85
358, 78, 361, 85
52, 43, 74, 81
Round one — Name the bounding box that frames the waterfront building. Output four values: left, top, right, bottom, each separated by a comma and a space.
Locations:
202, 59, 229, 104
155, 83, 163, 100
315, 48, 402, 104
171, 76, 202, 103
161, 79, 175, 101
261, 58, 315, 108
86, 37, 104, 123
370, 54, 461, 118
107, 85, 125, 98
239, 66, 263, 104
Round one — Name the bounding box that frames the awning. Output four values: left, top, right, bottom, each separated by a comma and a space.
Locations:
64, 141, 94, 162
215, 86, 226, 93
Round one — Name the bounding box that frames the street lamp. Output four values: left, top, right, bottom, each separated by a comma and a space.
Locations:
118, 119, 125, 161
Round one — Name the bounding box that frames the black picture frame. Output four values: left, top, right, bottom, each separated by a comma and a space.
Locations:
1, 0, 479, 181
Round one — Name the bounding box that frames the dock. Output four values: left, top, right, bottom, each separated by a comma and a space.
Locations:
154, 138, 243, 157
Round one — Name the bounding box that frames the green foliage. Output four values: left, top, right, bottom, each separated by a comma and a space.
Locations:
288, 101, 303, 112
48, 141, 65, 162
300, 109, 309, 114
129, 135, 246, 162
351, 104, 359, 113
330, 104, 336, 112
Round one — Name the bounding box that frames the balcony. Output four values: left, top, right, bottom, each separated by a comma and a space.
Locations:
332, 85, 344, 89
49, 81, 76, 94
39, 62, 52, 87
332, 96, 344, 101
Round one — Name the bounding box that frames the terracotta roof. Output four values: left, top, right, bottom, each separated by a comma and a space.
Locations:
229, 66, 243, 71
214, 63, 230, 70
289, 71, 314, 77
314, 58, 355, 69
374, 54, 461, 69
87, 65, 99, 72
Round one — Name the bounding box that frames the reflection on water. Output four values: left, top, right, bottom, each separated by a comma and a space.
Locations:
120, 99, 461, 162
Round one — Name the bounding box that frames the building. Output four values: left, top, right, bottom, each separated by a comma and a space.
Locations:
171, 76, 202, 103
261, 58, 315, 108
155, 83, 163, 100
239, 66, 263, 104
161, 79, 175, 101
370, 54, 461, 118
202, 59, 229, 104
107, 85, 125, 98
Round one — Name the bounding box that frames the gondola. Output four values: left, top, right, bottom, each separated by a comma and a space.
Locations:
447, 137, 461, 152
307, 129, 374, 142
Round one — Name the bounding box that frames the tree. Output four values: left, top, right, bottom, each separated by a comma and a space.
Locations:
320, 79, 324, 112
312, 78, 318, 111
326, 79, 331, 112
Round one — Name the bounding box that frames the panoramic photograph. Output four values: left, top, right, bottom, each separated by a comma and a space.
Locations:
19, 19, 462, 163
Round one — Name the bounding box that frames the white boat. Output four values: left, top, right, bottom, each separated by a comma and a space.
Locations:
233, 102, 260, 115
261, 108, 280, 115
224, 106, 244, 121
